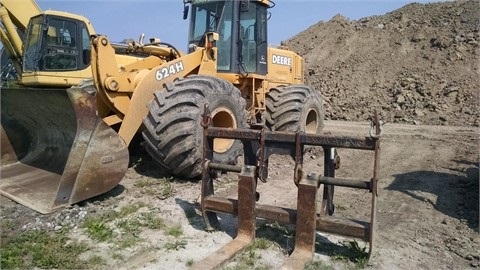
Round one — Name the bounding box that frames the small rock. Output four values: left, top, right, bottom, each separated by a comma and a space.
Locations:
414, 109, 425, 117
439, 116, 447, 122
396, 94, 406, 104
467, 40, 478, 46
411, 33, 426, 42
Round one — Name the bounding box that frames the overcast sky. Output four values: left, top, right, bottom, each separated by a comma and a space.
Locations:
34, 1, 447, 51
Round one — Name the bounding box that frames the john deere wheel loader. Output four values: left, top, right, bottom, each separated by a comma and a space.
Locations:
90, 0, 324, 177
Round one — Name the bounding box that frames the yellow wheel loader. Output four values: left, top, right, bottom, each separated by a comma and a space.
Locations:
91, 0, 324, 178
1, 0, 324, 213
0, 0, 152, 213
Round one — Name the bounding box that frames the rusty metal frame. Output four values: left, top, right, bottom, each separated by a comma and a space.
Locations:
192, 107, 382, 269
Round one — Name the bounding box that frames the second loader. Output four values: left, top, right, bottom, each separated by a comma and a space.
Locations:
0, 0, 157, 213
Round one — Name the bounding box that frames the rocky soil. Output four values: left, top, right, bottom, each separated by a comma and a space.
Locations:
284, 0, 479, 127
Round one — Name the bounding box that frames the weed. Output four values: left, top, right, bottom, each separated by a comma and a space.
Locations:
100, 209, 121, 222
134, 178, 156, 188
244, 246, 260, 266
186, 259, 194, 267
258, 221, 294, 237
223, 239, 273, 270
0, 229, 88, 269
304, 259, 334, 270
332, 240, 368, 269
256, 221, 295, 251
134, 176, 176, 198
143, 187, 157, 196
119, 202, 146, 217
223, 264, 270, 270
117, 219, 143, 235
164, 239, 187, 251
224, 248, 270, 270
252, 237, 273, 250
84, 199, 146, 227
86, 255, 106, 266
0, 219, 16, 231
130, 156, 143, 167
83, 217, 115, 241
140, 212, 165, 230
111, 252, 124, 261
160, 181, 175, 199
166, 225, 183, 238
117, 234, 141, 248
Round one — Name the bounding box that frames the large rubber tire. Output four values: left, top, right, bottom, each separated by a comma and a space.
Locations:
265, 85, 324, 134
142, 75, 248, 178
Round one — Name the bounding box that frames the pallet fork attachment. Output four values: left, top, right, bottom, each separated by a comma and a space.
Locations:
192, 106, 382, 270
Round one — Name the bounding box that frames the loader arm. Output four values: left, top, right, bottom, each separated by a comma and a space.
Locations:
0, 0, 41, 31
91, 35, 217, 145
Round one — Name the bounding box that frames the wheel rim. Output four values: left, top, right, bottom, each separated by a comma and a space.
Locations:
305, 108, 318, 134
211, 106, 237, 153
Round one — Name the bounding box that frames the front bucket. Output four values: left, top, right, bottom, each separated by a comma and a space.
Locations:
1, 87, 129, 214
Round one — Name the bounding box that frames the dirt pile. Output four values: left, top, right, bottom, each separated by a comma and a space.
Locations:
284, 0, 479, 126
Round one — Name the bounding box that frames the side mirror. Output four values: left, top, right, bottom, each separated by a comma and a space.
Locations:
183, 5, 189, 20
83, 49, 91, 65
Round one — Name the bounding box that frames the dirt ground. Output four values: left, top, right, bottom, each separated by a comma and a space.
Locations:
1, 120, 478, 269
1, 0, 479, 269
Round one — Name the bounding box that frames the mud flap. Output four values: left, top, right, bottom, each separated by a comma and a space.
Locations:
0, 87, 128, 214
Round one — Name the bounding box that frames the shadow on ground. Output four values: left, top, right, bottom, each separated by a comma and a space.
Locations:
77, 184, 126, 207
175, 198, 237, 238
387, 160, 479, 230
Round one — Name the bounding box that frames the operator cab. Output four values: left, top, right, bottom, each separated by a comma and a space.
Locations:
23, 14, 91, 73
186, 0, 269, 75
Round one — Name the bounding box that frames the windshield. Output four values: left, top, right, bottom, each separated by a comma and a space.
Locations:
43, 18, 78, 71
189, 1, 227, 43
23, 15, 80, 72
189, 1, 233, 71
23, 16, 43, 72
